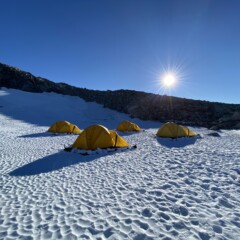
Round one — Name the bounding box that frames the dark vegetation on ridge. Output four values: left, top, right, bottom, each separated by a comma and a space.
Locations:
0, 62, 239, 129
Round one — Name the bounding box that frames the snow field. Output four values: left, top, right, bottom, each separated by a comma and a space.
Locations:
0, 89, 240, 239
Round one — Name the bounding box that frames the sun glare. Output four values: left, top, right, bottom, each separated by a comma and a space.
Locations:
162, 72, 176, 88
151, 61, 187, 95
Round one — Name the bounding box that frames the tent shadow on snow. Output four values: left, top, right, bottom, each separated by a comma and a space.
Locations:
157, 136, 199, 148
9, 151, 118, 176
116, 131, 142, 136
19, 132, 65, 138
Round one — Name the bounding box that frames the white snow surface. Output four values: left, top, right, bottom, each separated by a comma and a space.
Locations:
0, 88, 240, 240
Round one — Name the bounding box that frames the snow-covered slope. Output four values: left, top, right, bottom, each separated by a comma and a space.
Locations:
0, 88, 240, 240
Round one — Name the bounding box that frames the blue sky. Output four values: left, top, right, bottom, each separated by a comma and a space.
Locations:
0, 0, 239, 103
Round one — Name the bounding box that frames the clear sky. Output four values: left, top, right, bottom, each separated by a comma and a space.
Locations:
0, 0, 239, 103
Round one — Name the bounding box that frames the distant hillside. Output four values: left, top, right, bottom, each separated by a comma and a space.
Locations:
0, 62, 239, 129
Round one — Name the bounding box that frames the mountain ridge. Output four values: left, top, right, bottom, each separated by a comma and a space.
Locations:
0, 62, 239, 129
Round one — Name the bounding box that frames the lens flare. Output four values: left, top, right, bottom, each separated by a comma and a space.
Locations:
149, 59, 188, 96
162, 72, 176, 88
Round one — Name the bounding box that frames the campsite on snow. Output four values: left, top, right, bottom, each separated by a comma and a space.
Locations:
0, 83, 240, 239
1, 1, 240, 239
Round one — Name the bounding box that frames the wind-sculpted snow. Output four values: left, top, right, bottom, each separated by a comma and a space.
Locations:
0, 89, 240, 239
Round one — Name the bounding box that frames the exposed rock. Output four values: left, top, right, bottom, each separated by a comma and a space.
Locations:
0, 62, 239, 129
207, 132, 221, 137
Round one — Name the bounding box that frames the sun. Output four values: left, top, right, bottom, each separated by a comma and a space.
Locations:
162, 72, 177, 88
151, 62, 186, 95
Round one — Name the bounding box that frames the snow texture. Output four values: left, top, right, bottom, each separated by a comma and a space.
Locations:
0, 88, 240, 239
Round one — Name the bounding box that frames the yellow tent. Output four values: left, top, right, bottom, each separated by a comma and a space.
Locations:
117, 120, 141, 132
72, 125, 129, 150
157, 122, 197, 138
48, 121, 81, 134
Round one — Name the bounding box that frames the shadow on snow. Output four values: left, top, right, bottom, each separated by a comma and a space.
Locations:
9, 150, 120, 176
116, 131, 142, 136
157, 136, 200, 148
19, 132, 79, 138
0, 89, 161, 129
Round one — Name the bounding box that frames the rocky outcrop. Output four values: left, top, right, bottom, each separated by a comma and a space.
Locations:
0, 62, 239, 129
210, 110, 240, 130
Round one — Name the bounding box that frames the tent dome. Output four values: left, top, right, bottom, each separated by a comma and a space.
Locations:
72, 125, 129, 150
48, 121, 81, 134
157, 122, 196, 138
117, 120, 141, 132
